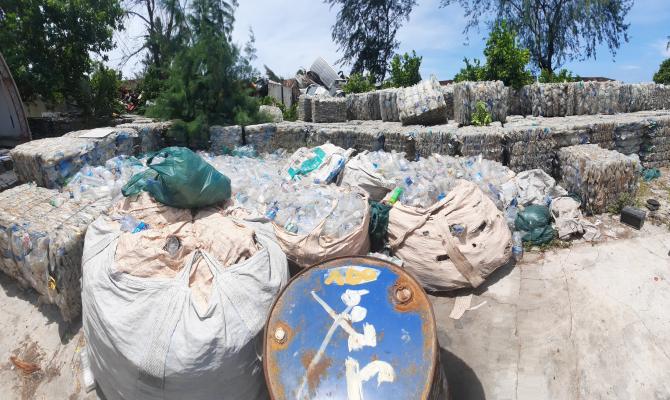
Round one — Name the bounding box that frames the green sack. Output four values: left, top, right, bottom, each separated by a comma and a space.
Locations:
515, 205, 556, 245
368, 201, 391, 252
122, 147, 231, 208
642, 168, 661, 182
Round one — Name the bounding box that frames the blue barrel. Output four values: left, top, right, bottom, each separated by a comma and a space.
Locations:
264, 256, 448, 399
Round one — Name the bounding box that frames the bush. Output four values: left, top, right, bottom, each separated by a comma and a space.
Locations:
471, 101, 492, 126
454, 58, 486, 82
342, 73, 376, 93
74, 63, 123, 118
653, 59, 670, 84
539, 68, 578, 83
482, 20, 533, 89
258, 97, 298, 121
387, 51, 422, 87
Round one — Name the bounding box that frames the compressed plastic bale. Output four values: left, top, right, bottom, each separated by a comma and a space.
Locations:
346, 92, 381, 120
508, 86, 532, 116
82, 214, 288, 400
297, 94, 313, 122
209, 125, 243, 155
115, 121, 170, 153
306, 123, 384, 153
453, 81, 508, 126
413, 124, 460, 159
558, 144, 639, 214
259, 105, 284, 123
387, 179, 512, 291
455, 124, 505, 162
504, 126, 558, 174
0, 183, 110, 321
529, 83, 576, 117
311, 97, 347, 123
244, 122, 310, 154
379, 89, 400, 122
572, 81, 621, 115
396, 77, 448, 126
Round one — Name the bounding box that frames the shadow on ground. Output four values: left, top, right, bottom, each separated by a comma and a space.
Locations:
441, 347, 486, 400
0, 271, 81, 345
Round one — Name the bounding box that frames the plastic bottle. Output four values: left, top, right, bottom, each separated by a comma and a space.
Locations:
388, 187, 404, 205
512, 231, 524, 262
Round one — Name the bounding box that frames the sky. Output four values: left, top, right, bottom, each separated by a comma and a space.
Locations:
108, 0, 670, 83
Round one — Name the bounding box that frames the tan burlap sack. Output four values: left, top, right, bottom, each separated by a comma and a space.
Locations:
388, 179, 512, 291
272, 190, 370, 268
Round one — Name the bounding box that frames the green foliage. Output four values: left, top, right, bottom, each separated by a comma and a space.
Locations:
606, 192, 637, 215
147, 0, 261, 145
387, 51, 422, 87
325, 0, 416, 81
0, 0, 124, 103
653, 59, 670, 84
258, 97, 298, 121
539, 68, 579, 83
86, 63, 123, 118
440, 0, 632, 74
342, 73, 376, 94
471, 101, 492, 126
453, 58, 486, 82
482, 21, 533, 89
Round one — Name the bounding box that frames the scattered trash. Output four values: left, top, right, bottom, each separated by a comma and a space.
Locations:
646, 198, 660, 211
449, 294, 473, 320
642, 168, 661, 181
512, 231, 524, 261
550, 196, 601, 241
10, 355, 40, 375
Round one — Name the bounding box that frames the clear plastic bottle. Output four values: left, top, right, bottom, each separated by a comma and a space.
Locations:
512, 231, 524, 262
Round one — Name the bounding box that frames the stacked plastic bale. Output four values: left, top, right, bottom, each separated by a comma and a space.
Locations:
0, 183, 111, 320
587, 120, 616, 150
378, 89, 400, 122
346, 92, 381, 120
618, 83, 660, 113
508, 86, 532, 116
439, 84, 455, 120
558, 144, 639, 214
396, 77, 448, 126
209, 125, 243, 155
244, 122, 311, 154
573, 81, 621, 115
306, 122, 385, 152
297, 94, 313, 122
504, 126, 557, 174
115, 121, 169, 153
455, 124, 506, 162
413, 124, 460, 159
453, 81, 508, 125
311, 97, 347, 123
640, 115, 670, 168
12, 135, 113, 189
613, 119, 644, 155
529, 83, 576, 117
380, 126, 417, 159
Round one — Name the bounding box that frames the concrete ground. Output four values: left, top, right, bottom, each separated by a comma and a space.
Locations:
0, 223, 668, 399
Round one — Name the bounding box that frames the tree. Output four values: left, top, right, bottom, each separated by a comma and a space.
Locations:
0, 0, 124, 103
440, 0, 632, 74
653, 59, 670, 85
325, 0, 416, 82
453, 21, 532, 88
342, 73, 376, 93
147, 0, 258, 145
387, 51, 422, 87
481, 20, 533, 88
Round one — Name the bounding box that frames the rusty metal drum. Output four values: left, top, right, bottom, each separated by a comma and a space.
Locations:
264, 256, 448, 400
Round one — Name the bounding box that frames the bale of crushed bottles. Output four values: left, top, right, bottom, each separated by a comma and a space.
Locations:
453, 81, 508, 125
396, 77, 448, 126
311, 97, 347, 123
346, 91, 381, 120
271, 185, 371, 268
306, 123, 385, 153
209, 125, 243, 155
297, 94, 313, 122
379, 88, 400, 122
259, 105, 284, 122
11, 127, 137, 189
508, 86, 532, 116
558, 144, 639, 214
640, 116, 670, 168
413, 124, 460, 159
456, 124, 506, 162
440, 84, 455, 120
82, 197, 289, 400
528, 83, 576, 117
244, 122, 310, 154
504, 126, 558, 174
0, 183, 112, 321
573, 81, 622, 115
388, 179, 512, 291
114, 121, 170, 153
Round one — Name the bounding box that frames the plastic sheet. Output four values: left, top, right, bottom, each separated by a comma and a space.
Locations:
558, 144, 639, 214
453, 81, 508, 125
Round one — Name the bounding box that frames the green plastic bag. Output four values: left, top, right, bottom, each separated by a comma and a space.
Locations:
122, 147, 231, 208
515, 205, 556, 245
368, 201, 391, 252
642, 168, 661, 182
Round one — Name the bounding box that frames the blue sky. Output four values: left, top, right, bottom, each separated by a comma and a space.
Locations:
109, 0, 670, 83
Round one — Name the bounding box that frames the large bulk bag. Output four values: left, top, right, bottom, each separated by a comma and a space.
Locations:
272, 189, 370, 268
81, 212, 288, 400
337, 150, 396, 201
388, 180, 512, 291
